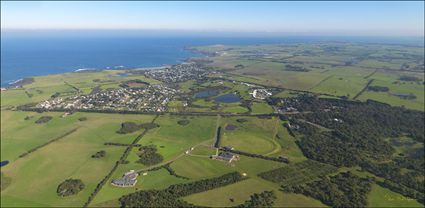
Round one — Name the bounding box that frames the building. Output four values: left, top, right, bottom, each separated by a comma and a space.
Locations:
250, 88, 272, 100
212, 151, 238, 163
111, 170, 139, 187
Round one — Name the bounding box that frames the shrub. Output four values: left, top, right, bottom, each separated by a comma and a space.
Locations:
177, 120, 190, 126
137, 145, 163, 166
78, 117, 88, 121
57, 179, 85, 197
35, 116, 53, 124
236, 118, 248, 123
117, 122, 142, 134
91, 150, 106, 158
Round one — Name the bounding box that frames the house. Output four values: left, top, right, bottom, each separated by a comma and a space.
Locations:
212, 151, 238, 163
111, 170, 139, 187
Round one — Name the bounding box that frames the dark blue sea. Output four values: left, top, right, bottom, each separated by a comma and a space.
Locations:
1, 34, 423, 87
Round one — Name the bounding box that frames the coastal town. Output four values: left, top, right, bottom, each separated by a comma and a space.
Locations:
142, 63, 211, 83
26, 62, 277, 113
36, 84, 178, 112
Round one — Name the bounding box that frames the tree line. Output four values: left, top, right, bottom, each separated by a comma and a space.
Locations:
119, 172, 245, 207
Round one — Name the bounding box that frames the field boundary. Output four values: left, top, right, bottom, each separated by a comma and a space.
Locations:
353, 79, 375, 100
83, 115, 158, 207
18, 127, 79, 159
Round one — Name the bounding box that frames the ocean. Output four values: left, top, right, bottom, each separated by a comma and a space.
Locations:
1, 35, 423, 87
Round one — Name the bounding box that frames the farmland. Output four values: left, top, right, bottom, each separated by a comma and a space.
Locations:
1, 42, 424, 207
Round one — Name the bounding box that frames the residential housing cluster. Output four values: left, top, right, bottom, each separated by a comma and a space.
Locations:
143, 63, 210, 83
36, 84, 178, 112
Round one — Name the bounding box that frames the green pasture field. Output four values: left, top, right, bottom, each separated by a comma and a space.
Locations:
1, 111, 154, 207
220, 116, 280, 155
251, 102, 274, 114
137, 115, 217, 162
271, 123, 307, 163
229, 62, 330, 90
183, 177, 326, 207
170, 154, 235, 179
367, 184, 423, 207
357, 71, 424, 111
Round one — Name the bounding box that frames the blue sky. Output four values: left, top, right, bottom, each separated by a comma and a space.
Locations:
1, 1, 424, 36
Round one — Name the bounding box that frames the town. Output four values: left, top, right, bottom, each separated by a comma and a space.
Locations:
142, 63, 211, 83
36, 84, 178, 112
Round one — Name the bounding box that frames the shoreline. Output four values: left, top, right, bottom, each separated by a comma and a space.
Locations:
1, 46, 203, 88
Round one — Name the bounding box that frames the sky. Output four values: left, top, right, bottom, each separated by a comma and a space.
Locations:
1, 1, 424, 36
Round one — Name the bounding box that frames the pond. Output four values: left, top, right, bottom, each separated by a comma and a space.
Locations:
194, 89, 219, 98
0, 160, 9, 167
215, 93, 241, 103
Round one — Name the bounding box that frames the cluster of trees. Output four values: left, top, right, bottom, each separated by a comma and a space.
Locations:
19, 128, 78, 158
57, 179, 85, 197
35, 116, 53, 124
117, 122, 159, 134
296, 129, 392, 167
223, 149, 289, 163
367, 85, 389, 92
119, 172, 244, 207
392, 93, 417, 100
177, 119, 190, 126
279, 95, 424, 203
137, 145, 164, 166
234, 64, 245, 69
258, 160, 337, 186
282, 172, 373, 208
91, 150, 106, 158
116, 122, 142, 134
399, 75, 422, 82
284, 64, 310, 72
237, 191, 276, 208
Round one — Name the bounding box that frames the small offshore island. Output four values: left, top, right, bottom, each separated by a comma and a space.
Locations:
1, 42, 424, 208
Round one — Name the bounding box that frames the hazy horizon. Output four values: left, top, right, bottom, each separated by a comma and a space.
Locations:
1, 1, 424, 37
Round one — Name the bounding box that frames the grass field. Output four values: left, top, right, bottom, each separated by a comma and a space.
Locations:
183, 177, 326, 207
357, 72, 424, 111
367, 184, 423, 207
251, 102, 274, 114
220, 116, 280, 155
1, 111, 154, 207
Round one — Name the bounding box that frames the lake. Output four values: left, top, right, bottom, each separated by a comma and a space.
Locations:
215, 93, 241, 103
194, 89, 219, 98
0, 160, 9, 167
